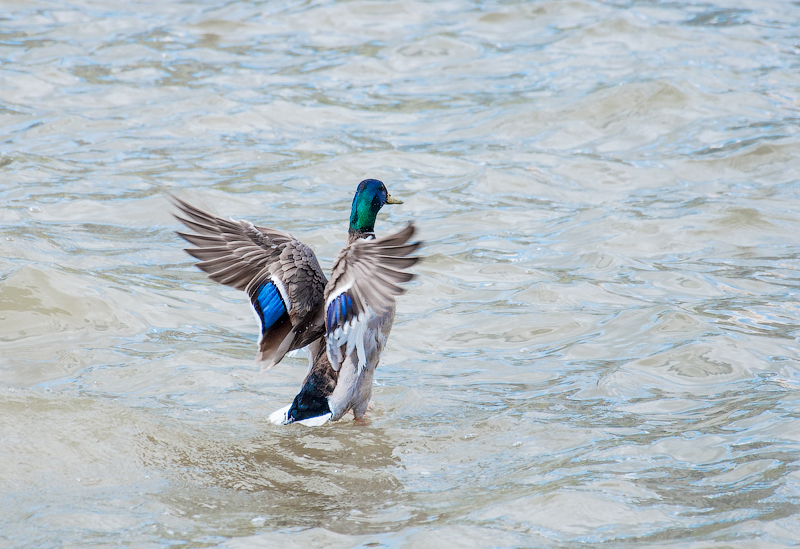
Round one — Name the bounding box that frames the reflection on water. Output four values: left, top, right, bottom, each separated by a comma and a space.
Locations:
141, 422, 414, 540
2, 0, 800, 546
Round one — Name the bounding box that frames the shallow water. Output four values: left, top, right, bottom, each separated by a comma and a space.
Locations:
2, 0, 800, 547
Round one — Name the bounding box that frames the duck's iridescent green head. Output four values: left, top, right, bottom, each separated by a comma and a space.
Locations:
348, 179, 402, 235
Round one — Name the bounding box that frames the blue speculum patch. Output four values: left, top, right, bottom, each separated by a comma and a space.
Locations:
253, 282, 286, 331
326, 292, 354, 330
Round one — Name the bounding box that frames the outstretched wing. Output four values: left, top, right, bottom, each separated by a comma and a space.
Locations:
323, 223, 421, 371
170, 195, 328, 369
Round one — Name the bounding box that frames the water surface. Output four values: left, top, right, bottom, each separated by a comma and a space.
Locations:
2, 0, 800, 547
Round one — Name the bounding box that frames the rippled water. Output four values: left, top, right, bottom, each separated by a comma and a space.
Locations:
3, 0, 800, 546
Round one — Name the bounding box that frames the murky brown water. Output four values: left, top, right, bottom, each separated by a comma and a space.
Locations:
2, 0, 800, 547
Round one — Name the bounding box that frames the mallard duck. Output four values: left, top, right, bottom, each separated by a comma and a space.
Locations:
171, 179, 421, 425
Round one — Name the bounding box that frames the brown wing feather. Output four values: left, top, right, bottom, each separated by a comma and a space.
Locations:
170, 194, 328, 368
322, 223, 421, 370
324, 223, 421, 321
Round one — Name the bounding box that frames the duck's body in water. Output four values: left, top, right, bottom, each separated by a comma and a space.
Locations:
172, 179, 421, 425
284, 302, 395, 424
